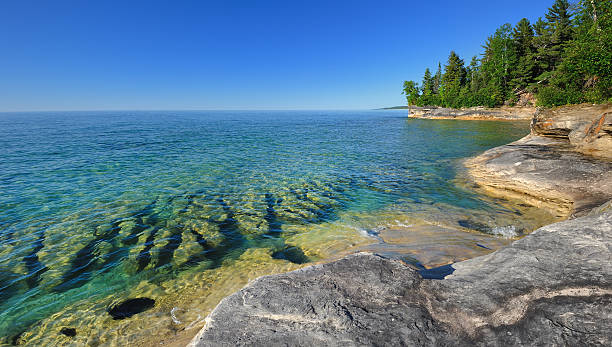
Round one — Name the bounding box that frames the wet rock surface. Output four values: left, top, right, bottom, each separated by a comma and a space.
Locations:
188, 206, 611, 346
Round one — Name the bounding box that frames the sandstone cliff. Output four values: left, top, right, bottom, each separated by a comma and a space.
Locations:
408, 106, 535, 120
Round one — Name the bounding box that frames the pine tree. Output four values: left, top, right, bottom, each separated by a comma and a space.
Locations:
546, 0, 573, 43
537, 0, 574, 84
513, 18, 534, 57
532, 17, 550, 81
511, 18, 536, 90
433, 63, 442, 95
441, 51, 467, 108
467, 56, 481, 94
481, 24, 516, 105
421, 68, 434, 95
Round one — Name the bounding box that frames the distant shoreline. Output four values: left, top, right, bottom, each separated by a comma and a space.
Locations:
377, 106, 409, 110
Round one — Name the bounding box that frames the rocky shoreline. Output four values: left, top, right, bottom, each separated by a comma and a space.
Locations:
466, 103, 611, 219
187, 104, 611, 346
408, 106, 536, 120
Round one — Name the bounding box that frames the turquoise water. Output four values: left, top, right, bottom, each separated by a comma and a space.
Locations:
0, 111, 540, 345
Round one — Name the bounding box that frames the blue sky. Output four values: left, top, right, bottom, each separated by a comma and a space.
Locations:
0, 1, 555, 111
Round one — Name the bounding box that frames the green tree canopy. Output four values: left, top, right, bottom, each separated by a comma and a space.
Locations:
441, 51, 466, 107
402, 80, 420, 106
402, 0, 611, 108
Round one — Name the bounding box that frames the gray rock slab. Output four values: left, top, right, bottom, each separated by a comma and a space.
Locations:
188, 208, 612, 347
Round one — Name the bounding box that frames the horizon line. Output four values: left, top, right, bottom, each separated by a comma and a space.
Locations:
0, 107, 409, 113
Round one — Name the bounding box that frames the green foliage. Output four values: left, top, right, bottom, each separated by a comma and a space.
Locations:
480, 24, 517, 105
421, 68, 434, 96
402, 0, 611, 108
433, 63, 442, 94
510, 18, 537, 90
402, 80, 420, 106
441, 51, 467, 108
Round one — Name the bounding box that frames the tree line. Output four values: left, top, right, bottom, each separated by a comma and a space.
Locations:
402, 0, 611, 108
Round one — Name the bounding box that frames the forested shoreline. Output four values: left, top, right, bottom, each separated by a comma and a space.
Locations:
402, 0, 611, 108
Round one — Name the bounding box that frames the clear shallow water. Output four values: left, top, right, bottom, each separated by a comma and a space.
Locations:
0, 111, 551, 345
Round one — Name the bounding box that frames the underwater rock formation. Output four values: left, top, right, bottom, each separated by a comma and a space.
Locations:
107, 298, 155, 320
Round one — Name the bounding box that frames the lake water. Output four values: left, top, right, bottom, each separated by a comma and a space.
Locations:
0, 111, 554, 345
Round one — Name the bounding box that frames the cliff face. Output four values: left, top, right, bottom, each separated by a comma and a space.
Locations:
408, 106, 536, 120
531, 104, 612, 159
188, 205, 611, 346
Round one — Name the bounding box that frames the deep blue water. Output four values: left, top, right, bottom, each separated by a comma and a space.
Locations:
0, 110, 530, 345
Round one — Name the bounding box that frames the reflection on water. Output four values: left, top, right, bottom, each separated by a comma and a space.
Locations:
0, 111, 554, 345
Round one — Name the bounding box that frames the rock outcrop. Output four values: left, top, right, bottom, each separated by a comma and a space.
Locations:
531, 104, 612, 159
466, 104, 612, 218
466, 135, 612, 218
408, 106, 535, 120
188, 206, 611, 346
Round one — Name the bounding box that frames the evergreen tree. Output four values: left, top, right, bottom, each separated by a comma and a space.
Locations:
533, 17, 548, 36
546, 0, 573, 43
433, 62, 442, 95
421, 68, 434, 96
532, 17, 550, 80
539, 0, 612, 105
467, 56, 482, 96
401, 0, 610, 108
537, 0, 574, 84
441, 51, 467, 108
481, 24, 516, 105
417, 68, 437, 106
513, 18, 535, 56
511, 18, 537, 90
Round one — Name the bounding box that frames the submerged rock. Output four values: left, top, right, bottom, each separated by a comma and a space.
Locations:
59, 327, 76, 337
458, 219, 490, 233
107, 297, 155, 320
188, 205, 612, 346
271, 246, 310, 264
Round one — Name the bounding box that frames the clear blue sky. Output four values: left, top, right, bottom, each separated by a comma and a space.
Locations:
1, 0, 555, 111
